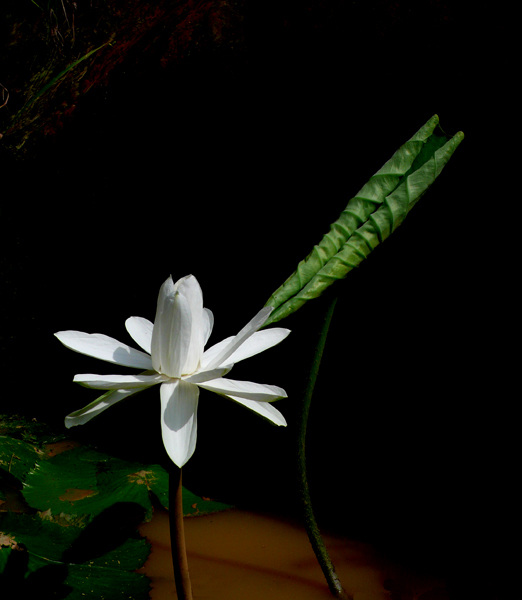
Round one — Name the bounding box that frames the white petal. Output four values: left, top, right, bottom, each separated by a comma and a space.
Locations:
223, 328, 290, 364
197, 377, 287, 402
160, 380, 199, 468
125, 317, 153, 354
64, 388, 142, 428
225, 395, 287, 426
151, 277, 193, 377
151, 275, 205, 378
201, 325, 287, 369
177, 275, 206, 374
203, 307, 273, 370
201, 336, 233, 369
202, 308, 214, 345
55, 331, 153, 370
182, 364, 233, 384
73, 372, 167, 389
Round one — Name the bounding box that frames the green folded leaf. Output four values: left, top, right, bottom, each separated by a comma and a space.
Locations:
263, 118, 464, 326
264, 115, 441, 313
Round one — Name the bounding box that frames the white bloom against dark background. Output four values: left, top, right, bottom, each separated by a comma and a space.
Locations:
55, 275, 290, 467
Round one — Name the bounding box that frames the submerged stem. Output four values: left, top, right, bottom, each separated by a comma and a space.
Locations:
169, 466, 193, 600
297, 293, 352, 600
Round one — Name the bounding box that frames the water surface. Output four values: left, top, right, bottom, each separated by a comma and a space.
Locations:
138, 507, 448, 599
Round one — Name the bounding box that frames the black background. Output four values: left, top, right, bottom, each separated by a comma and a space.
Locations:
1, 2, 516, 597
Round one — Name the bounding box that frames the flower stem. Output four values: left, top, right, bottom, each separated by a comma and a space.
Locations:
169, 466, 193, 600
297, 293, 352, 600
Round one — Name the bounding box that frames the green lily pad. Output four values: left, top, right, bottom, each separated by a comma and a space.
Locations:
1, 511, 85, 561
182, 486, 233, 517
0, 435, 42, 483
1, 419, 232, 597
23, 445, 232, 520
0, 512, 151, 599
1, 417, 233, 520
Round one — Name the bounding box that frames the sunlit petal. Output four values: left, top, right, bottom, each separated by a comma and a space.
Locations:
204, 307, 273, 370
56, 274, 290, 469
177, 275, 206, 374
64, 388, 143, 428
198, 377, 287, 402
125, 317, 153, 354
223, 328, 290, 364
183, 364, 233, 384
202, 329, 290, 368
201, 336, 233, 369
151, 276, 194, 377
54, 331, 153, 370
73, 372, 167, 389
225, 395, 287, 426
202, 308, 214, 345
160, 380, 199, 468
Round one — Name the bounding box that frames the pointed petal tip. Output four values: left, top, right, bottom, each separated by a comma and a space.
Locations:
169, 454, 190, 468
225, 395, 288, 426
272, 412, 287, 427
53, 330, 153, 370
198, 377, 287, 402
170, 273, 199, 291
125, 316, 154, 354
73, 372, 165, 389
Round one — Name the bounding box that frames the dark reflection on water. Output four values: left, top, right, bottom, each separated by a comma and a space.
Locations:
138, 507, 450, 600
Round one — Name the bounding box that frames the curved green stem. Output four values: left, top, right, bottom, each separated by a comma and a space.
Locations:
297, 293, 352, 600
169, 466, 193, 600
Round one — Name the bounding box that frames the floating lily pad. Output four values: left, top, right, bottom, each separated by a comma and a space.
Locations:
1, 511, 85, 561
1, 417, 232, 598
23, 445, 232, 520
23, 446, 113, 519
0, 435, 42, 483
182, 486, 233, 517
1, 417, 233, 521
0, 511, 151, 599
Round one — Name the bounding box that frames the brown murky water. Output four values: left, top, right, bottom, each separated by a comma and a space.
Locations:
138, 507, 448, 600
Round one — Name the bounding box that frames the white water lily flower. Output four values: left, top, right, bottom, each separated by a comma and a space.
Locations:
55, 275, 290, 467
